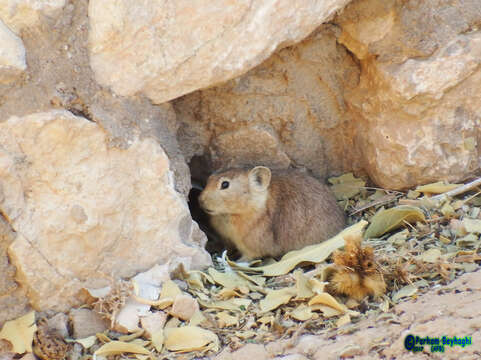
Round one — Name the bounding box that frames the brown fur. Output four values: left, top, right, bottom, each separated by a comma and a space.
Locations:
198, 166, 346, 260
328, 234, 386, 301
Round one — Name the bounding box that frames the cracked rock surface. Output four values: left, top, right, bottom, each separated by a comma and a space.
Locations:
0, 110, 211, 312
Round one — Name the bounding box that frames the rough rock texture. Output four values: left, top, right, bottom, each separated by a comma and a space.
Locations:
69, 308, 108, 339
0, 0, 191, 196
216, 271, 481, 360
0, 215, 30, 325
0, 110, 211, 312
88, 0, 352, 103
0, 0, 205, 321
336, 0, 481, 189
0, 19, 26, 83
176, 0, 481, 189
174, 26, 360, 180
0, 0, 66, 33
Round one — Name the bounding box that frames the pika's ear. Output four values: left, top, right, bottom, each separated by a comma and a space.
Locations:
248, 166, 271, 191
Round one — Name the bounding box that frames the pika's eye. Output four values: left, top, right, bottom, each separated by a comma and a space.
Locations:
221, 181, 230, 190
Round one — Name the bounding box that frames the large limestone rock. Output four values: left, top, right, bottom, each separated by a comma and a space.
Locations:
174, 26, 360, 179
336, 0, 481, 189
0, 0, 192, 196
0, 110, 211, 312
0, 19, 26, 83
88, 0, 352, 103
0, 0, 66, 33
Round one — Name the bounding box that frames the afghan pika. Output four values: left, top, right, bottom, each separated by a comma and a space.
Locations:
198, 166, 346, 260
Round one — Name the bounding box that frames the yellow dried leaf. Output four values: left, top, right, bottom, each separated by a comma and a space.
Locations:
308, 277, 327, 294
189, 310, 207, 327
392, 284, 418, 302
75, 335, 97, 349
96, 332, 111, 343
336, 314, 351, 327
415, 182, 461, 194
440, 203, 455, 217
151, 330, 163, 352
419, 248, 442, 263
148, 280, 182, 310
235, 330, 256, 340
0, 311, 36, 354
236, 272, 266, 287
217, 288, 242, 299
216, 312, 239, 327
364, 206, 425, 239
259, 287, 296, 313
160, 280, 182, 299
328, 173, 366, 200
257, 315, 274, 325
290, 305, 313, 321
199, 298, 251, 312
94, 340, 150, 356
184, 272, 205, 289
119, 330, 144, 341
308, 293, 347, 313
462, 218, 481, 233
252, 221, 368, 276
294, 270, 314, 299
309, 304, 343, 317
164, 326, 219, 353
208, 268, 249, 288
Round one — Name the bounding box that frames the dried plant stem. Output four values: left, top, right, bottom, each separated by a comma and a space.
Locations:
431, 177, 481, 201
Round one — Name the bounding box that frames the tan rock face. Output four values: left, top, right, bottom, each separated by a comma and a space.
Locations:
0, 20, 26, 84
336, 0, 481, 189
0, 110, 211, 312
88, 0, 352, 103
175, 26, 360, 179
0, 0, 66, 33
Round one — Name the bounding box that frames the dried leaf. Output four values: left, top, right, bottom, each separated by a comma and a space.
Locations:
290, 305, 313, 321
208, 268, 249, 288
456, 233, 479, 247
294, 270, 315, 299
94, 340, 150, 356
84, 286, 111, 298
119, 330, 145, 342
387, 229, 410, 246
0, 311, 36, 354
365, 206, 425, 238
336, 314, 351, 327
419, 248, 442, 263
440, 203, 455, 217
217, 288, 243, 299
416, 182, 461, 194
259, 287, 296, 313
164, 326, 219, 353
462, 218, 481, 233
189, 310, 207, 327
251, 221, 368, 276
216, 312, 238, 327
392, 284, 418, 302
308, 277, 328, 294
75, 336, 97, 349
157, 280, 182, 309
235, 330, 256, 340
236, 272, 266, 287
199, 298, 251, 312
151, 330, 163, 352
308, 293, 347, 313
328, 173, 366, 200
309, 304, 343, 317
